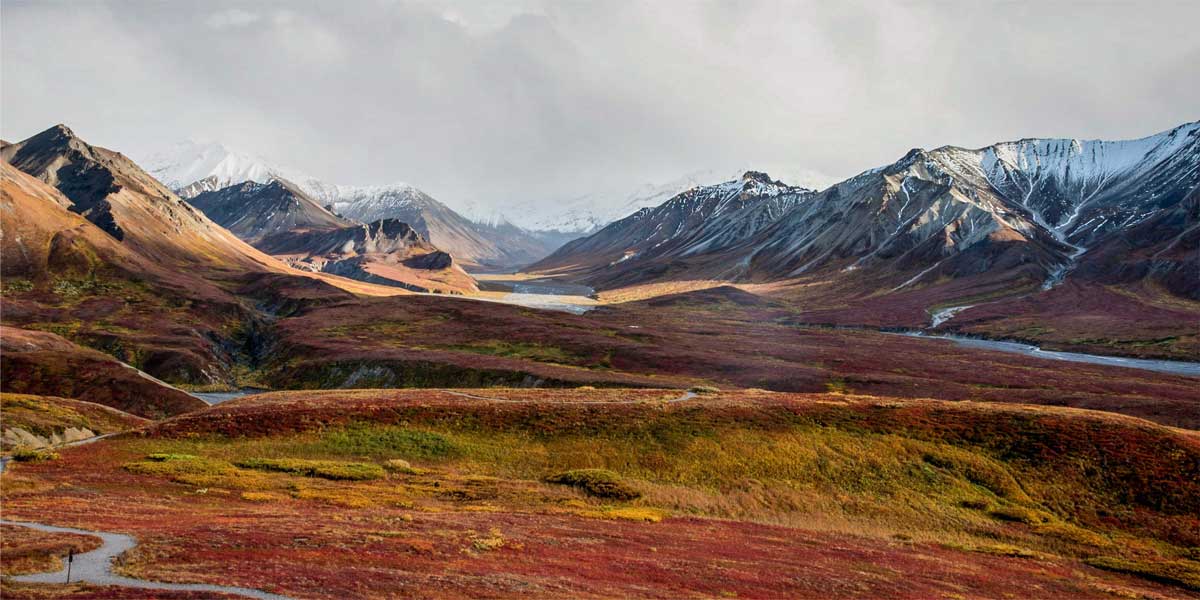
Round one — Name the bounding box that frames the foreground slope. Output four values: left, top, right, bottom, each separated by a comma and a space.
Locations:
2, 389, 1197, 598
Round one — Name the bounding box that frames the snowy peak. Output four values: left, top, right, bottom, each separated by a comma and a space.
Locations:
142, 140, 287, 198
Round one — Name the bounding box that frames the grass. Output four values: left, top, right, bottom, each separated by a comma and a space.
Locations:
322, 426, 458, 459
441, 340, 582, 365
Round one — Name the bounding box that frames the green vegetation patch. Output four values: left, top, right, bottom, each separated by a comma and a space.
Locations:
234, 458, 384, 481
126, 454, 235, 478
321, 427, 458, 460
545, 469, 641, 500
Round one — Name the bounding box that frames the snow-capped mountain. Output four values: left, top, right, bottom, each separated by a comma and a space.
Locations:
535, 121, 1200, 299
531, 171, 815, 280
139, 142, 569, 269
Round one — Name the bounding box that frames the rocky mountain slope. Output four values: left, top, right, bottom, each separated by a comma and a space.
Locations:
535, 122, 1200, 305
530, 171, 815, 283
188, 179, 353, 243
1, 125, 286, 272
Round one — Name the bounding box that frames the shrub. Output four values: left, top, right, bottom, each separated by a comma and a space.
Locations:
959, 499, 990, 511
470, 528, 506, 552
1033, 522, 1111, 548
1, 279, 34, 294
11, 449, 59, 462
383, 459, 423, 475
146, 453, 199, 462
606, 507, 664, 522
688, 385, 720, 395
293, 488, 373, 508
235, 458, 384, 481
989, 505, 1049, 524
126, 455, 236, 478
1085, 557, 1200, 591
544, 469, 641, 500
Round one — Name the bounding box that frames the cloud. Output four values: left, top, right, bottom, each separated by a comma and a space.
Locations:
3, 0, 1198, 213
204, 8, 260, 30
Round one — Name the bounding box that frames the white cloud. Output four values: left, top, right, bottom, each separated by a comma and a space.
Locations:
3, 0, 1198, 212
204, 8, 260, 30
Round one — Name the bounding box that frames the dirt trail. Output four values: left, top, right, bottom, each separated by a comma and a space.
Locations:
0, 520, 292, 599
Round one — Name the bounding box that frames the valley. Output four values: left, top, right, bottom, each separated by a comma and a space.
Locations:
2, 119, 1197, 598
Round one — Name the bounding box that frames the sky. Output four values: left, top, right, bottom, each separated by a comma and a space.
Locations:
3, 0, 1199, 210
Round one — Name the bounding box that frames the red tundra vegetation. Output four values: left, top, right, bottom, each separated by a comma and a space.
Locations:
3, 388, 1198, 598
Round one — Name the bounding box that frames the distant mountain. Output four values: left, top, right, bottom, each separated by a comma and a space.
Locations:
184, 179, 476, 293
141, 142, 568, 269
536, 122, 1200, 304
189, 179, 352, 243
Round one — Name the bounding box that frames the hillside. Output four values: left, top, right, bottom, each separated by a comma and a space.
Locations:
1, 393, 149, 453
3, 389, 1197, 598
0, 326, 205, 419
0, 127, 412, 387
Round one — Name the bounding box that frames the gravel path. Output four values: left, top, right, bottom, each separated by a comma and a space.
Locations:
1, 520, 293, 599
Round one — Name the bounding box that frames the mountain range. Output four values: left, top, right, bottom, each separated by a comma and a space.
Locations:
141, 141, 567, 270
533, 122, 1200, 326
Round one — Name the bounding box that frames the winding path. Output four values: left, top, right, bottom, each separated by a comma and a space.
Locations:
0, 519, 292, 599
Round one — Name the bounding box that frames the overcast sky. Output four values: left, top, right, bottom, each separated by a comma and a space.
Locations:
3, 0, 1198, 208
